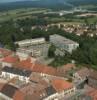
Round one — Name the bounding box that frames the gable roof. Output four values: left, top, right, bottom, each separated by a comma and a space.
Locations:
32, 63, 57, 76
87, 89, 97, 100
76, 68, 90, 79
51, 79, 73, 92
0, 48, 12, 57
0, 83, 18, 98
3, 55, 57, 76
2, 55, 19, 64
2, 66, 32, 77
14, 57, 34, 71
13, 90, 25, 100
89, 70, 97, 80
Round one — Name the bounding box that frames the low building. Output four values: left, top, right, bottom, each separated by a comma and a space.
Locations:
16, 43, 50, 58
73, 68, 90, 82
1, 66, 32, 83
15, 38, 45, 48
88, 70, 97, 89
57, 63, 76, 77
46, 79, 76, 100
50, 34, 79, 53
0, 48, 13, 62
2, 55, 19, 67
14, 82, 56, 100
0, 83, 18, 100
86, 89, 97, 100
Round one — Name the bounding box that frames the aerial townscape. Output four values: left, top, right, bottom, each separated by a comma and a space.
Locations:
0, 0, 97, 100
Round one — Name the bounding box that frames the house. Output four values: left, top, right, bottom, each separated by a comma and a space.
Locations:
86, 89, 97, 100
73, 68, 90, 82
50, 34, 79, 53
31, 63, 58, 77
2, 55, 19, 67
0, 83, 18, 100
57, 63, 76, 77
1, 66, 32, 83
88, 70, 97, 89
45, 79, 76, 100
0, 48, 13, 61
14, 82, 56, 100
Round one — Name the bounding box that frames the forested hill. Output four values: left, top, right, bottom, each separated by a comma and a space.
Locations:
67, 0, 97, 6
0, 0, 97, 11
0, 0, 72, 11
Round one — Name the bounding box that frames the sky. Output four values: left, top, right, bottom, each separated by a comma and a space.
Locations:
0, 0, 30, 3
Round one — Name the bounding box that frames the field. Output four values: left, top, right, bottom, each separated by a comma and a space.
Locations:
79, 5, 97, 11
0, 7, 97, 25
0, 8, 50, 22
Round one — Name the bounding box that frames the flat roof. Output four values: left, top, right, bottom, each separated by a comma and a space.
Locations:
50, 34, 78, 44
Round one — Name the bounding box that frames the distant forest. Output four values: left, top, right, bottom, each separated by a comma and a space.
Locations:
0, 0, 97, 11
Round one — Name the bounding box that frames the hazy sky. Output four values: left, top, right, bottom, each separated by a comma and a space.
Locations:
0, 0, 29, 3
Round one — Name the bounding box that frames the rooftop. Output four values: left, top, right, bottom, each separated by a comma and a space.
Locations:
0, 83, 18, 98
87, 89, 97, 100
76, 67, 90, 79
50, 34, 78, 44
32, 63, 57, 76
51, 79, 73, 92
2, 66, 32, 77
2, 55, 19, 64
0, 48, 13, 57
89, 70, 97, 80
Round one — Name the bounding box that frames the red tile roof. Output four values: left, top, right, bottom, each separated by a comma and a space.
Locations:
15, 57, 33, 70
61, 63, 75, 71
2, 55, 19, 64
0, 83, 18, 99
87, 89, 97, 100
57, 63, 75, 76
13, 90, 25, 100
51, 79, 73, 92
32, 63, 57, 76
2, 55, 57, 76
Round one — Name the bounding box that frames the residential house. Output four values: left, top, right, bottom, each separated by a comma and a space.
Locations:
1, 66, 32, 83
0, 83, 18, 100
0, 48, 13, 62
2, 55, 19, 67
88, 70, 97, 89
45, 79, 76, 100
14, 82, 56, 100
86, 89, 97, 100
73, 68, 90, 82
57, 63, 76, 77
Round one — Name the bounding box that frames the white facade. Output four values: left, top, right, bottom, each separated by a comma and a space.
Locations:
2, 62, 12, 68
44, 87, 76, 100
1, 71, 29, 83
15, 38, 45, 47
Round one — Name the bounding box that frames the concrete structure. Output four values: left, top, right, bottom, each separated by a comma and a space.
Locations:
50, 34, 79, 53
16, 43, 50, 58
15, 38, 50, 58
15, 38, 45, 47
